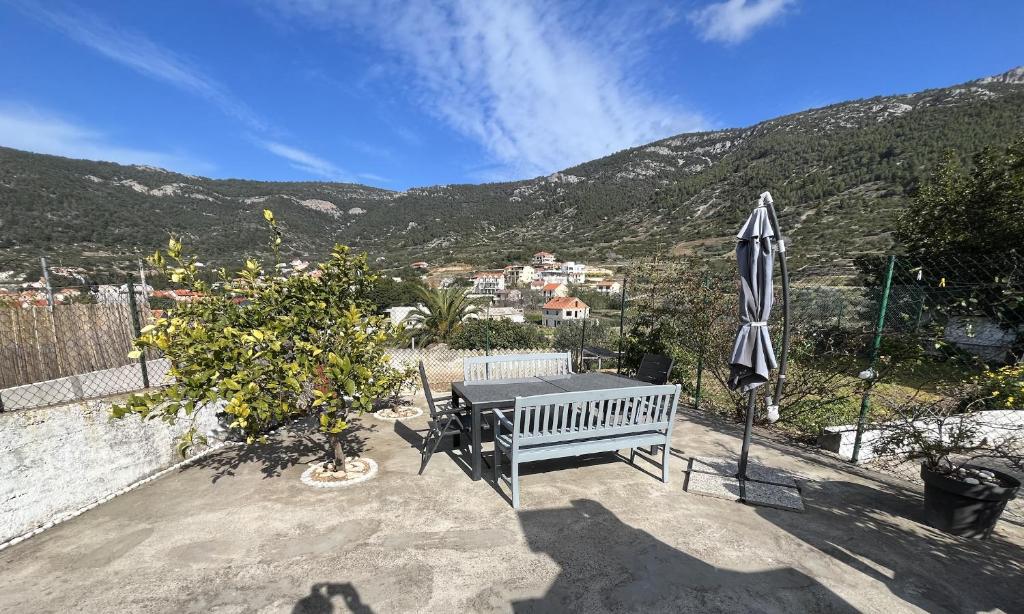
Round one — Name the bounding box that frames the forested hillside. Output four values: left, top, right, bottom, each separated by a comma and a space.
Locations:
1, 67, 1022, 282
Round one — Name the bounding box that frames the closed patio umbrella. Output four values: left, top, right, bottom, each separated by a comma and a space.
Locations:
728, 191, 790, 480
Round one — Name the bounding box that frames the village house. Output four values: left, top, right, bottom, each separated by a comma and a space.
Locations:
542, 297, 590, 328
542, 282, 569, 300
410, 261, 429, 270
561, 261, 586, 284
468, 306, 526, 324
538, 268, 568, 285
503, 264, 535, 288
531, 251, 556, 267
472, 271, 506, 295
595, 279, 622, 294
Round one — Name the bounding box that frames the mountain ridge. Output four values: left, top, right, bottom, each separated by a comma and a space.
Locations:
1, 66, 1022, 282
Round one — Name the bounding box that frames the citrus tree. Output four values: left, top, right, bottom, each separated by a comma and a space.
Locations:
113, 211, 409, 474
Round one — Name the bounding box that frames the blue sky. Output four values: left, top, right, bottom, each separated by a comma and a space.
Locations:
0, 0, 1021, 189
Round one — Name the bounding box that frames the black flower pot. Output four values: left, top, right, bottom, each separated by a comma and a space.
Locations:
920, 463, 1020, 539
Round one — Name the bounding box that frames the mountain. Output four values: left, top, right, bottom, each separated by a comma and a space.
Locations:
2, 67, 1023, 283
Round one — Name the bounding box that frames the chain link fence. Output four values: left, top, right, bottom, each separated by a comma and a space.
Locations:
619, 252, 1022, 443
0, 268, 167, 411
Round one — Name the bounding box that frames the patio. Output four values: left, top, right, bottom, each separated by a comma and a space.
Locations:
1, 394, 1021, 614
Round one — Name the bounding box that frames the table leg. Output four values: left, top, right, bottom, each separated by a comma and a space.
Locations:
472, 404, 482, 481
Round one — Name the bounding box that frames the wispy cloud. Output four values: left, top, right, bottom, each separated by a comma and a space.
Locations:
0, 103, 212, 173
16, 1, 267, 131
268, 0, 707, 179
257, 140, 350, 181
12, 1, 363, 181
689, 0, 794, 45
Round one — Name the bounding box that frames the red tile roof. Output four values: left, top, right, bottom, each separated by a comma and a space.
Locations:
543, 297, 588, 310
542, 283, 564, 291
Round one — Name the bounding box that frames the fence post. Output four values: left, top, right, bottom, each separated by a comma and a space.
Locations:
40, 257, 55, 311
693, 271, 710, 410
126, 279, 150, 389
578, 317, 587, 372
616, 275, 627, 374
851, 255, 896, 463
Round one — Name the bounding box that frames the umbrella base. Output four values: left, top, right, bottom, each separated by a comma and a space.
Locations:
684, 456, 804, 512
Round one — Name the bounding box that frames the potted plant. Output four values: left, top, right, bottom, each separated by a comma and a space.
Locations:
874, 366, 1022, 539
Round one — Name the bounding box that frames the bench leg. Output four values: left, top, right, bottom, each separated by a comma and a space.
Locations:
628, 448, 637, 465
662, 444, 671, 483
511, 460, 520, 509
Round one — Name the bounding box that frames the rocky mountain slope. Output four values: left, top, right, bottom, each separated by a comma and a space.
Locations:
1, 67, 1022, 282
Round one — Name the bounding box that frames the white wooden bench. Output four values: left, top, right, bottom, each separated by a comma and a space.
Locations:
492, 384, 681, 508
463, 352, 572, 382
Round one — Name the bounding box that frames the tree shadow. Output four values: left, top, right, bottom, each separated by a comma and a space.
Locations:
293, 582, 373, 614
188, 417, 377, 483
757, 478, 1024, 613
515, 499, 857, 612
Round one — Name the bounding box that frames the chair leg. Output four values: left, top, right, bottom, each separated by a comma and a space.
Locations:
511, 460, 520, 509
418, 424, 448, 475
493, 444, 501, 483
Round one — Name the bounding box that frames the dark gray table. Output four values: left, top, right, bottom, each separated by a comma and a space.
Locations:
451, 372, 650, 480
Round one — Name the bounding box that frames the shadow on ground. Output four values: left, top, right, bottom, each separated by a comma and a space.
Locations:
760, 478, 1024, 613
292, 583, 373, 614
513, 499, 855, 612
189, 417, 376, 483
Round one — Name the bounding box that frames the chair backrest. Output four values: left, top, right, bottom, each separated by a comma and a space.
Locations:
463, 352, 572, 382
510, 384, 680, 449
635, 353, 674, 385
418, 361, 441, 419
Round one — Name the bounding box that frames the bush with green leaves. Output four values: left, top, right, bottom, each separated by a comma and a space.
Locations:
448, 319, 548, 350
113, 210, 411, 472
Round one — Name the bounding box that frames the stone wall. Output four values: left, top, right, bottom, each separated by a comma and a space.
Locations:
0, 395, 223, 544
819, 409, 1024, 463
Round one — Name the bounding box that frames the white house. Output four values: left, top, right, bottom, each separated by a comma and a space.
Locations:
561, 261, 586, 284
594, 279, 622, 294
542, 297, 590, 328
503, 264, 536, 287
542, 282, 568, 300
538, 269, 568, 285
532, 251, 557, 267
468, 306, 526, 324
472, 271, 506, 295
387, 305, 420, 329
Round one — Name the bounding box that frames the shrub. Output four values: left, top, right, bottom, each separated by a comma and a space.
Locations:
113, 211, 411, 472
448, 319, 548, 350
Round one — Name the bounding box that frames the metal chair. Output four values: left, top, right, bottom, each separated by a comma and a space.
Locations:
635, 353, 674, 385
417, 361, 467, 475
634, 353, 675, 455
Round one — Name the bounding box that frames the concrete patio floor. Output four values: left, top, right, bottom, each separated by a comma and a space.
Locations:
1, 397, 1022, 614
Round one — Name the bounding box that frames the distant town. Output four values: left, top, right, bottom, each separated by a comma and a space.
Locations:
391, 251, 623, 332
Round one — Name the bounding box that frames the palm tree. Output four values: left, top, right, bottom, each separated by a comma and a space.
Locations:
408, 285, 482, 346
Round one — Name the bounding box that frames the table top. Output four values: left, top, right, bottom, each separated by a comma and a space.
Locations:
451, 372, 649, 410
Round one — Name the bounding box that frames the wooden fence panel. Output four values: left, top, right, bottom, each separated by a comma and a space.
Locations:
0, 303, 142, 389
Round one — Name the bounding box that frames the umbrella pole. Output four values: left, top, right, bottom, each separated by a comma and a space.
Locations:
738, 389, 756, 480
764, 194, 791, 416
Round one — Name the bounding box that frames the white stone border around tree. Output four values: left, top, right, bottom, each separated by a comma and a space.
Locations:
300, 458, 379, 488
370, 406, 423, 422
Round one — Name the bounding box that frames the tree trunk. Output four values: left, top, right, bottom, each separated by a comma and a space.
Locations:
328, 431, 347, 478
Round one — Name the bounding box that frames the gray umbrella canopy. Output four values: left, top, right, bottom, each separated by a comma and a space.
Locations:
727, 203, 778, 392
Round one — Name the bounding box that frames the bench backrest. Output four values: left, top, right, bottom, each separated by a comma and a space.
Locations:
463, 352, 572, 382
510, 384, 680, 449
